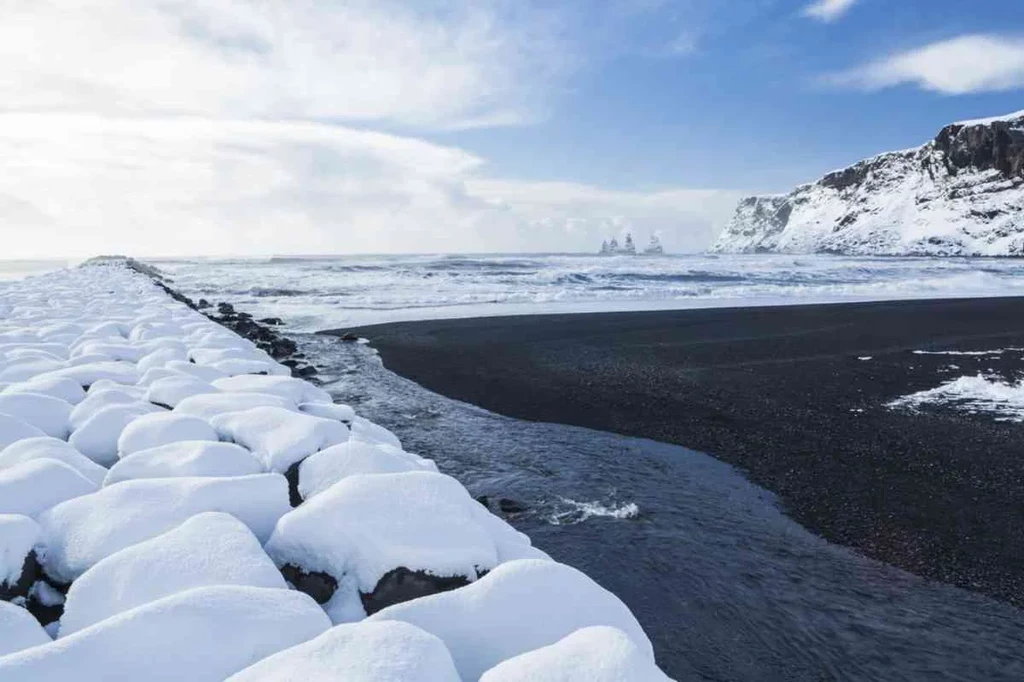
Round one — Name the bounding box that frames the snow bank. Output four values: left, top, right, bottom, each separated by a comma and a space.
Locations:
212, 406, 348, 473
479, 626, 671, 682
38, 474, 290, 582
104, 441, 262, 485
116, 411, 219, 456
59, 513, 287, 636
265, 471, 547, 623
0, 437, 107, 486
0, 586, 330, 681
0, 601, 50, 657
297, 441, 437, 501
0, 514, 39, 588
225, 620, 460, 682
0, 459, 97, 518
369, 559, 654, 681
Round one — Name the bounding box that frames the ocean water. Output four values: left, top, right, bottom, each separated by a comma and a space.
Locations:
158, 253, 1024, 332
158, 254, 1024, 681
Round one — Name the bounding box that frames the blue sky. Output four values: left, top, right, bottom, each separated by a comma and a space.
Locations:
1, 0, 1023, 257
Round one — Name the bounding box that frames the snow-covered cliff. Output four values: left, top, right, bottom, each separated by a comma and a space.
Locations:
712, 111, 1024, 256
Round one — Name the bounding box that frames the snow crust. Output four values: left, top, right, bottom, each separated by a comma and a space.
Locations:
59, 513, 287, 636
0, 586, 330, 681
369, 559, 654, 681
225, 620, 461, 682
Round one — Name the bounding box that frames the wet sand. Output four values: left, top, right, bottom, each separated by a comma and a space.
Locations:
328, 297, 1024, 606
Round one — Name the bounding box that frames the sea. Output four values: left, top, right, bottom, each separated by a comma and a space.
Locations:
9, 253, 1024, 680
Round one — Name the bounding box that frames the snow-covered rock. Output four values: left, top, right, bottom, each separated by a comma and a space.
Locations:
116, 411, 219, 457
144, 375, 218, 408
0, 437, 107, 486
69, 388, 146, 430
0, 393, 71, 439
298, 402, 356, 423
225, 620, 460, 682
59, 513, 287, 636
38, 474, 290, 583
173, 392, 296, 421
350, 416, 403, 449
2, 376, 84, 405
265, 471, 548, 623
0, 459, 97, 518
213, 374, 333, 405
0, 413, 46, 450
69, 403, 165, 467
0, 515, 40, 592
713, 110, 1024, 256
0, 586, 331, 681
211, 406, 348, 473
369, 559, 654, 681
479, 626, 672, 682
0, 601, 50, 657
39, 362, 140, 389
104, 441, 262, 485
297, 441, 437, 501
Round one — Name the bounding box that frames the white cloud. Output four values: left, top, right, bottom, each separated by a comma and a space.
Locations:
827, 35, 1024, 94
0, 114, 740, 258
802, 0, 858, 23
0, 0, 569, 129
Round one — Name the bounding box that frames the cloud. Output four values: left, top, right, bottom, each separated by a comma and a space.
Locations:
0, 114, 741, 258
827, 35, 1024, 94
0, 0, 570, 129
802, 0, 858, 23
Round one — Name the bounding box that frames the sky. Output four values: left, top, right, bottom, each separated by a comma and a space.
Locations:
2, 0, 1024, 257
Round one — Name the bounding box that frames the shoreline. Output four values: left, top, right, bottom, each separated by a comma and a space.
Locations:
333, 296, 1024, 607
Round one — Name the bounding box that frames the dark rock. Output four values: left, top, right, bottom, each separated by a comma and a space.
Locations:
281, 564, 337, 604
197, 298, 211, 308
283, 461, 304, 508
217, 302, 235, 315
475, 495, 490, 508
340, 333, 360, 342
259, 317, 284, 326
293, 365, 318, 378
25, 578, 66, 626
360, 567, 472, 616
0, 550, 39, 602
498, 498, 528, 514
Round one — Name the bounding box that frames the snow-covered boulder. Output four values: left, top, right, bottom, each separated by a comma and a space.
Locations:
69, 403, 164, 467
104, 441, 262, 486
38, 474, 290, 583
116, 412, 219, 457
211, 406, 348, 473
0, 515, 40, 597
68, 388, 146, 430
297, 441, 437, 501
0, 437, 107, 487
59, 513, 287, 636
2, 376, 84, 405
144, 375, 218, 409
0, 460, 97, 518
0, 601, 50, 657
350, 416, 403, 449
265, 471, 548, 623
0, 413, 46, 450
369, 559, 653, 681
0, 393, 71, 439
163, 360, 227, 383
225, 620, 460, 682
0, 586, 331, 681
479, 626, 671, 682
173, 392, 296, 421
213, 374, 332, 405
41, 362, 140, 388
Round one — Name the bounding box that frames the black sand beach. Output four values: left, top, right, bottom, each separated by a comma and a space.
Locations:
334, 297, 1024, 606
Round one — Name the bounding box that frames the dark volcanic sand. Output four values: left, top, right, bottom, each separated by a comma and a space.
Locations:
333, 297, 1024, 606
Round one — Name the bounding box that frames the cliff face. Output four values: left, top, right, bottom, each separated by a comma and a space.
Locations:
712, 111, 1024, 256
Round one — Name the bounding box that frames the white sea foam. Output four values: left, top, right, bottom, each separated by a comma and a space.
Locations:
889, 374, 1024, 422
547, 498, 641, 526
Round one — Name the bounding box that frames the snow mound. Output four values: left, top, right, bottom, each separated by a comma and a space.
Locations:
0, 437, 107, 486
69, 388, 146, 430
59, 512, 287, 636
41, 362, 140, 388
299, 402, 356, 423
213, 374, 333, 405
0, 393, 72, 439
265, 471, 547, 624
0, 459, 97, 518
0, 413, 46, 450
0, 601, 50, 657
0, 586, 330, 681
369, 559, 654, 681
298, 441, 437, 501
2, 376, 84, 405
212, 406, 348, 473
479, 626, 671, 682
104, 441, 262, 485
145, 375, 218, 408
69, 403, 165, 467
38, 474, 290, 583
116, 411, 219, 457
350, 416, 403, 449
0, 514, 40, 588
225, 620, 460, 682
173, 392, 296, 421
